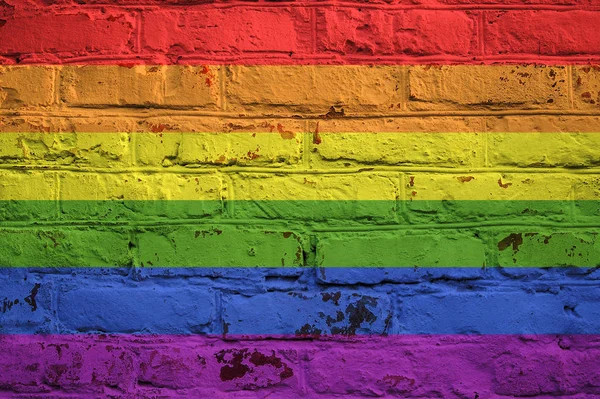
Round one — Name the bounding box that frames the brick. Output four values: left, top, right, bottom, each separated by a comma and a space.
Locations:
405, 199, 573, 225
61, 65, 222, 108
58, 172, 223, 219
397, 285, 600, 334
0, 132, 131, 167
0, 170, 57, 221
233, 173, 399, 201
136, 132, 302, 168
222, 290, 391, 335
408, 65, 568, 110
0, 272, 52, 334
305, 337, 600, 397
231, 173, 399, 222
58, 281, 214, 333
404, 172, 576, 226
0, 10, 135, 56
0, 228, 132, 266
405, 172, 574, 200
178, 132, 302, 167
310, 132, 485, 168
226, 66, 402, 115
0, 170, 55, 200
316, 231, 486, 267
0, 338, 137, 393
141, 8, 312, 55
405, 171, 581, 224
136, 226, 305, 267
573, 176, 600, 220
317, 9, 477, 57
58, 172, 223, 201
574, 175, 600, 201
573, 65, 600, 109
60, 66, 163, 107
163, 65, 220, 107
495, 230, 600, 267
485, 11, 600, 56
138, 348, 207, 389
0, 66, 54, 108
488, 133, 600, 168
493, 351, 583, 397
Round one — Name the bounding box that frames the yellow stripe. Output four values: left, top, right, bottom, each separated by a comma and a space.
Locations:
0, 132, 599, 200
0, 170, 596, 200
0, 166, 598, 201
1, 132, 600, 169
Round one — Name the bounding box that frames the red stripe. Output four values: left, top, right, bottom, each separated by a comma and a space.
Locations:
1, 5, 600, 65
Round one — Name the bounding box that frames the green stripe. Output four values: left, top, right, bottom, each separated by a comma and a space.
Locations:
0, 200, 598, 267
2, 199, 596, 223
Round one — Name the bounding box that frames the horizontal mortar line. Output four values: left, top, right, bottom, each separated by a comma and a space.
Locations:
4, 109, 600, 119
21, 53, 335, 64
25, 2, 600, 11
346, 54, 600, 61
2, 165, 600, 175
7, 53, 600, 66
310, 220, 600, 232
0, 219, 598, 230
2, 277, 598, 287
333, 2, 595, 10
151, 54, 600, 64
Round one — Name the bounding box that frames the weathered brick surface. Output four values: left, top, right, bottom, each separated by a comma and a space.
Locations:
2, 2, 600, 397
227, 65, 404, 115
0, 334, 600, 397
408, 65, 569, 110
484, 11, 600, 57
141, 8, 312, 57
0, 9, 136, 58
0, 66, 54, 108
315, 9, 478, 57
1, 4, 600, 63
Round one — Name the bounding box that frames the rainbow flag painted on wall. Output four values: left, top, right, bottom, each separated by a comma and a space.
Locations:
1, 1, 600, 397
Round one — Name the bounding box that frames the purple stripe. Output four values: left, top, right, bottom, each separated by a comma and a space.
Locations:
1, 335, 599, 398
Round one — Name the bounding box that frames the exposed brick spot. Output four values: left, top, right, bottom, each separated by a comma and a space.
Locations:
321, 291, 341, 306
149, 123, 170, 133
497, 178, 512, 189
24, 283, 40, 312
498, 233, 523, 252
295, 323, 322, 337
313, 122, 322, 145
215, 349, 293, 388
322, 106, 345, 119
277, 124, 295, 140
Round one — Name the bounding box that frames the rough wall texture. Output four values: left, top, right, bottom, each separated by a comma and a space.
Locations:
2, 0, 600, 398
1, 0, 600, 64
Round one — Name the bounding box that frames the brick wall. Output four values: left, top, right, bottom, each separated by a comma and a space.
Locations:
2, 0, 600, 397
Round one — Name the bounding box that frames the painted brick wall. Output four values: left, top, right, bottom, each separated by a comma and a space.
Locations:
2, 0, 600, 398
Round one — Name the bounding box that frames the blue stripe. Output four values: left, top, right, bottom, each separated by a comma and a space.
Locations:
1, 267, 599, 335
